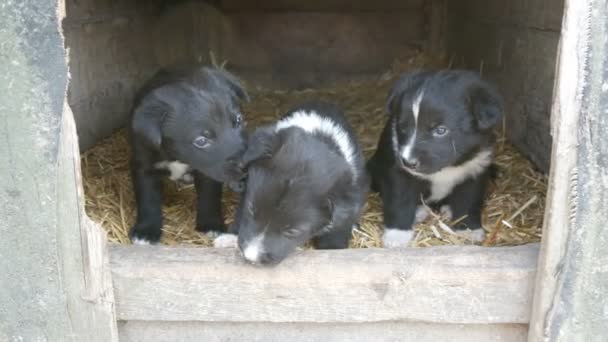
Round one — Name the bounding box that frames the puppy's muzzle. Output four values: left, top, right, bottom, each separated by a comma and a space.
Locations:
401, 157, 420, 170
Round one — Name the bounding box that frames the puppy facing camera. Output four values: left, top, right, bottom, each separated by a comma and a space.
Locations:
216, 102, 369, 266
367, 70, 503, 248
129, 65, 249, 244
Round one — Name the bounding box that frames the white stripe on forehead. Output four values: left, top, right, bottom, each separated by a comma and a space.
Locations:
400, 89, 425, 161
275, 110, 357, 178
412, 89, 425, 124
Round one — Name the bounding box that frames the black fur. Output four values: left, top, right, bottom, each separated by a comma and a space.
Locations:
129, 65, 249, 243
367, 70, 503, 243
230, 102, 369, 265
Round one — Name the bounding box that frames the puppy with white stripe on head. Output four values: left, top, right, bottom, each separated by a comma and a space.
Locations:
215, 102, 369, 265
367, 70, 503, 247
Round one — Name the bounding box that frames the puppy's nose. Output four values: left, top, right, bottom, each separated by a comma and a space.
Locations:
258, 252, 276, 265
402, 157, 420, 170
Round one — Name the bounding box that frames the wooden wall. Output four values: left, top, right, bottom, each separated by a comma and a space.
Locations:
217, 0, 428, 88
63, 0, 429, 149
447, 0, 565, 172
64, 0, 563, 173
63, 0, 222, 150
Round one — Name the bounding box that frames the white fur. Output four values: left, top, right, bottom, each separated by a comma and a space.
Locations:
400, 134, 417, 161
132, 238, 151, 246
439, 205, 453, 221
401, 90, 425, 162
276, 110, 357, 178
415, 206, 429, 223
155, 160, 191, 181
409, 149, 493, 202
412, 89, 425, 124
205, 231, 221, 239
242, 234, 265, 263
461, 228, 486, 242
382, 228, 415, 248
213, 233, 238, 248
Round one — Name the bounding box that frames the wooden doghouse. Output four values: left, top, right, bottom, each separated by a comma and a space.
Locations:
1, 0, 607, 341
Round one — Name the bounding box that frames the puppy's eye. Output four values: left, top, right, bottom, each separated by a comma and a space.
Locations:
193, 136, 211, 149
283, 228, 300, 239
234, 114, 243, 127
432, 125, 449, 137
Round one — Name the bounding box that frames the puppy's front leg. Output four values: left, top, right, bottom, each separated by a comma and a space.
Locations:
194, 171, 226, 235
314, 225, 352, 250
130, 164, 164, 244
313, 188, 365, 250
380, 170, 420, 248
212, 197, 243, 248
442, 171, 491, 242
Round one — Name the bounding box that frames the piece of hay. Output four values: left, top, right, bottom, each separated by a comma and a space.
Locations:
82, 53, 547, 248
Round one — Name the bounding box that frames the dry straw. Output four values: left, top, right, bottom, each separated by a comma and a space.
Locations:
82, 54, 547, 248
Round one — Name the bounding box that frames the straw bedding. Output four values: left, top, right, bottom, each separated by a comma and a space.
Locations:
82, 56, 547, 248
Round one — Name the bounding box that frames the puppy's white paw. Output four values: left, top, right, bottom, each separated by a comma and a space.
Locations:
439, 205, 453, 221
415, 206, 430, 223
382, 228, 415, 248
213, 233, 238, 248
461, 228, 486, 242
180, 173, 194, 184
205, 231, 222, 239
131, 238, 151, 246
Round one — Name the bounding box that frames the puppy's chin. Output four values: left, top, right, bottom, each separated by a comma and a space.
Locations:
192, 165, 232, 183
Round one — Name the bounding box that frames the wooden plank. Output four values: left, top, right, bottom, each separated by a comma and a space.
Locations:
528, 0, 608, 340
56, 101, 120, 341
426, 0, 448, 56
220, 0, 425, 11
0, 1, 118, 340
111, 244, 539, 324
118, 321, 529, 342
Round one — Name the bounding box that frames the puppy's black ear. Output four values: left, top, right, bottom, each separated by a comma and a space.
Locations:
386, 70, 431, 115
324, 173, 360, 231
205, 67, 250, 103
240, 125, 280, 166
469, 80, 503, 130
131, 101, 168, 149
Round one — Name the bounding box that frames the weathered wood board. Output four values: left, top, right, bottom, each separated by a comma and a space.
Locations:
0, 1, 117, 340
119, 321, 528, 342
111, 244, 539, 324
528, 0, 608, 341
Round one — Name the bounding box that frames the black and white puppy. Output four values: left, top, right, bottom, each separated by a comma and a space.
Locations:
129, 66, 249, 244
214, 102, 369, 265
367, 70, 503, 247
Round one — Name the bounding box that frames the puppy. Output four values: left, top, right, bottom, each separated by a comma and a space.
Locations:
367, 70, 503, 247
129, 65, 249, 244
214, 102, 369, 265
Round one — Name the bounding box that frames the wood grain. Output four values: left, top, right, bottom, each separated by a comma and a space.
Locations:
528, 0, 608, 340
111, 244, 539, 324
119, 321, 528, 342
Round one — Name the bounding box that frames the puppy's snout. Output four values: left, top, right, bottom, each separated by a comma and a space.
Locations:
402, 157, 420, 170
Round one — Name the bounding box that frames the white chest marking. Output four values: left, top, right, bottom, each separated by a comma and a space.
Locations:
276, 110, 357, 178
400, 90, 425, 160
242, 234, 265, 263
154, 160, 191, 181
409, 149, 493, 202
